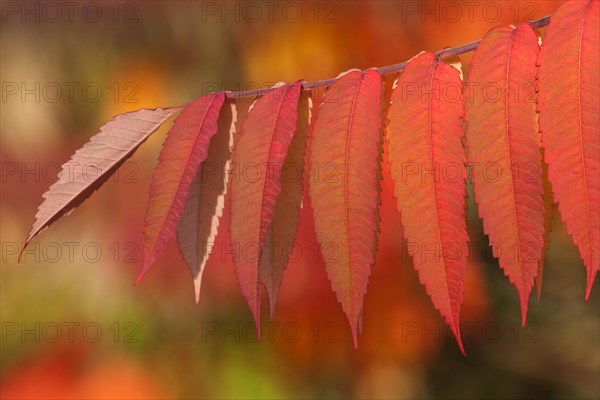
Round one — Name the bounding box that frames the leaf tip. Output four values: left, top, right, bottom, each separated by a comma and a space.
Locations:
247, 296, 262, 341
347, 314, 361, 350
17, 241, 29, 263
253, 312, 262, 341
193, 275, 202, 304
451, 324, 466, 356
585, 270, 597, 301
519, 291, 531, 328
134, 260, 151, 285
351, 329, 359, 350
133, 271, 145, 286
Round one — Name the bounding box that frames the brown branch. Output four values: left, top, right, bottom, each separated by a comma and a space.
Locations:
225, 15, 551, 99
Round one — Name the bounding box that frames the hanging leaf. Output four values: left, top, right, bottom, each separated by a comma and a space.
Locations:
309, 69, 382, 348
176, 99, 237, 302
21, 107, 178, 257
465, 24, 545, 325
387, 52, 467, 353
259, 91, 311, 319
537, 0, 600, 299
136, 93, 226, 283
230, 82, 302, 336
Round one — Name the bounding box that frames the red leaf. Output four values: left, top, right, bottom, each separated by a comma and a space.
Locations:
309, 69, 382, 348
136, 93, 226, 283
176, 99, 236, 302
537, 0, 600, 299
230, 82, 302, 336
259, 91, 311, 318
465, 24, 545, 325
387, 52, 467, 353
21, 107, 178, 256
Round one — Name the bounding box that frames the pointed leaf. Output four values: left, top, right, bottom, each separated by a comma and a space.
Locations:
387, 52, 467, 353
176, 99, 236, 302
136, 93, 226, 283
537, 0, 599, 299
22, 107, 178, 255
309, 69, 382, 348
259, 91, 311, 319
465, 24, 545, 326
230, 82, 302, 336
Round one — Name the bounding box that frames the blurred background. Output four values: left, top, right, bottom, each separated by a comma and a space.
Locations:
1, 0, 598, 398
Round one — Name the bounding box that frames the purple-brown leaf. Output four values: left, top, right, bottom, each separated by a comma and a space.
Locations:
22, 107, 178, 256
176, 99, 237, 302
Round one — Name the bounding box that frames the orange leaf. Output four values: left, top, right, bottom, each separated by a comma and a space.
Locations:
309, 69, 382, 348
176, 99, 236, 302
387, 52, 467, 353
537, 0, 600, 299
465, 24, 545, 325
230, 82, 302, 336
136, 93, 226, 283
259, 91, 311, 319
22, 107, 178, 256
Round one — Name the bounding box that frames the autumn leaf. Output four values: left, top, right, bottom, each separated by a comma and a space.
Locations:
136, 93, 226, 283
537, 0, 600, 299
309, 69, 382, 348
22, 107, 178, 257
259, 91, 311, 319
465, 24, 545, 326
230, 82, 302, 336
387, 52, 467, 353
176, 99, 237, 302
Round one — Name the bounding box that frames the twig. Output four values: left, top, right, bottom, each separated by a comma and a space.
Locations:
225, 15, 551, 99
